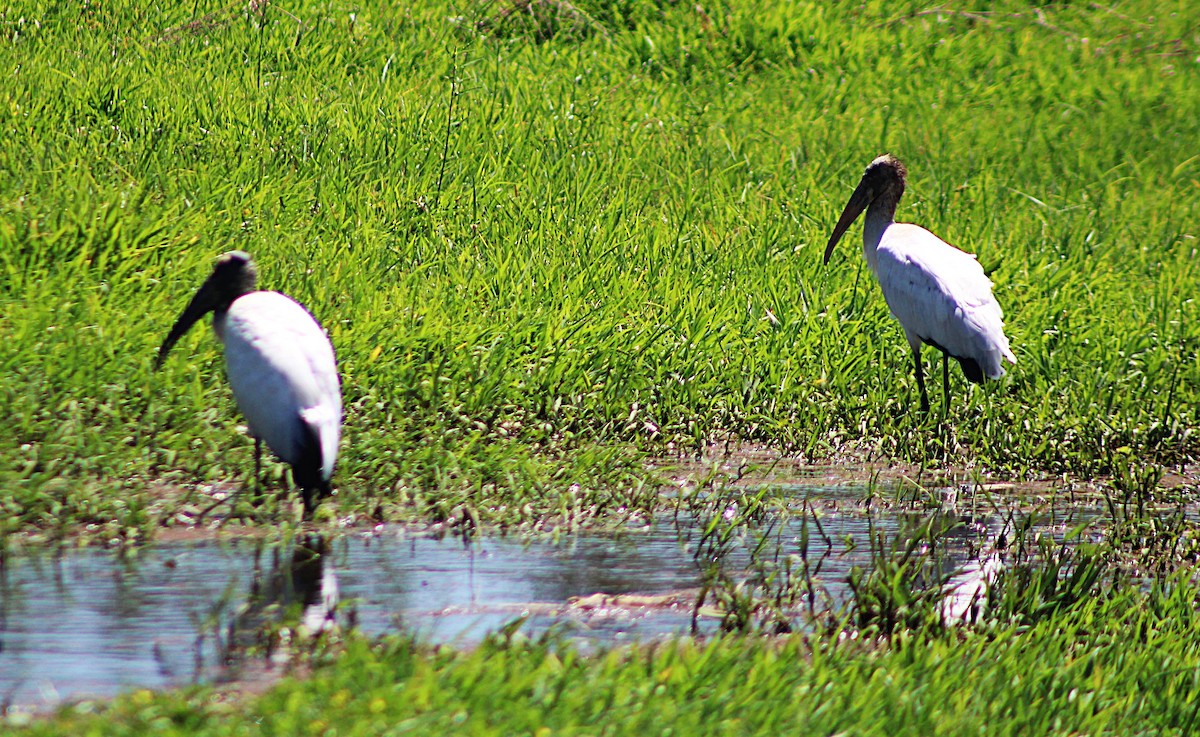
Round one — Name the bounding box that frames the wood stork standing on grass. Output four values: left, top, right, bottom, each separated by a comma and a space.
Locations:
823, 154, 1016, 412
155, 251, 342, 518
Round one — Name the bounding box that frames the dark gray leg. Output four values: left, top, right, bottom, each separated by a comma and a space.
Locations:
942, 352, 951, 412
251, 438, 269, 510
254, 438, 263, 493
912, 344, 930, 413
302, 488, 316, 521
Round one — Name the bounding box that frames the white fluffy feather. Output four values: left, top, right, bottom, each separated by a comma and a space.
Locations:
871, 223, 1016, 379
216, 291, 342, 481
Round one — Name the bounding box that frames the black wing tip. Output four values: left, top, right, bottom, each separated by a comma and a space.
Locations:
294, 418, 334, 517
955, 355, 986, 384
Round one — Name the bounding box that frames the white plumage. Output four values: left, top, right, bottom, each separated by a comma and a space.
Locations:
220, 292, 342, 483
156, 251, 342, 517
824, 154, 1015, 411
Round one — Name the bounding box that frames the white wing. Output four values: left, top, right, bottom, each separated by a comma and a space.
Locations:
874, 223, 1016, 378
216, 291, 342, 480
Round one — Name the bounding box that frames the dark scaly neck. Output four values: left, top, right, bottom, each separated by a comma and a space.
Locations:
862, 179, 904, 261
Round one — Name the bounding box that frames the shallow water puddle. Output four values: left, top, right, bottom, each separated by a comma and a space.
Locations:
0, 493, 1048, 711
1, 526, 707, 709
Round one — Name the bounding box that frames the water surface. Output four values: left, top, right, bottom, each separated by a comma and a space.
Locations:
1, 487, 1047, 711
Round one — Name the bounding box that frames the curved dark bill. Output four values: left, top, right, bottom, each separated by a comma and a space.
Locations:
154, 283, 216, 370
823, 183, 871, 264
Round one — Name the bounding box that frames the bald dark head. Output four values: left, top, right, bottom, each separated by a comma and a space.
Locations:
860, 153, 907, 199
206, 250, 258, 305
823, 154, 909, 264
155, 251, 259, 369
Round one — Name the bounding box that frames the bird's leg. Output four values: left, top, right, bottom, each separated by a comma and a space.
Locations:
252, 437, 267, 509
254, 438, 262, 492
912, 344, 930, 413
941, 351, 951, 415
301, 487, 316, 522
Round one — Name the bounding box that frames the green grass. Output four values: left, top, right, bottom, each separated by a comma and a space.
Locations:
2, 0, 1198, 535
6, 3, 1200, 730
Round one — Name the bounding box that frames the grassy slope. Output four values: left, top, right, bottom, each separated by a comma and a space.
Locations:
1, 0, 1198, 532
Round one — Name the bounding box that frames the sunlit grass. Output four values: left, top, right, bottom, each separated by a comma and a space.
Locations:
1, 0, 1198, 534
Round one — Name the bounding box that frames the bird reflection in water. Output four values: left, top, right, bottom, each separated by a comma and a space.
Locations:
219, 535, 341, 673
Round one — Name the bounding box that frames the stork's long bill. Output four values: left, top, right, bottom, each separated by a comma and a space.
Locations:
823, 184, 872, 264
155, 282, 216, 369
155, 251, 258, 369
823, 154, 907, 264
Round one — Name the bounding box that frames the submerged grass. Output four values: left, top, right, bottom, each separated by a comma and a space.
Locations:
14, 569, 1200, 736
13, 485, 1199, 733
2, 0, 1199, 532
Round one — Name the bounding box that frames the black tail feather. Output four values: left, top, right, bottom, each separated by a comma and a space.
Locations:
292, 419, 332, 518
925, 338, 986, 385
955, 355, 985, 384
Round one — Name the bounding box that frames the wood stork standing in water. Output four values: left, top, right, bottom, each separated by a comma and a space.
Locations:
155, 251, 342, 517
823, 154, 1016, 412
